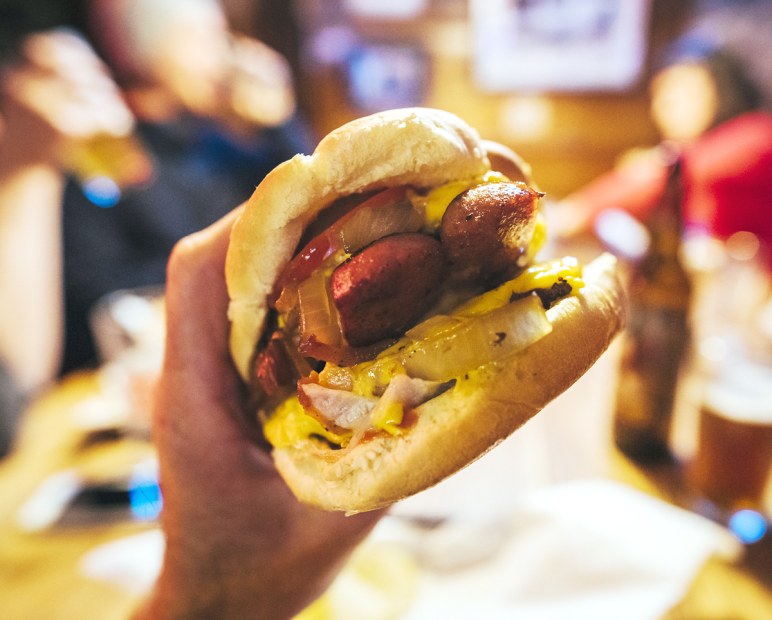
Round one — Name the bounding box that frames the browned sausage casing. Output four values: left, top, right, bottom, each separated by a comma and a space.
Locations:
331, 233, 446, 347
440, 182, 541, 284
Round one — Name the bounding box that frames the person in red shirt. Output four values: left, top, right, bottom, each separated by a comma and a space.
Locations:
554, 45, 772, 265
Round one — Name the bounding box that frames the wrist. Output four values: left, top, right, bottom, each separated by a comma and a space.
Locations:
135, 560, 316, 620
0, 139, 61, 181
134, 521, 358, 620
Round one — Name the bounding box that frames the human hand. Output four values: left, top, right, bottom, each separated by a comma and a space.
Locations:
0, 29, 135, 170
136, 210, 383, 620
223, 34, 296, 131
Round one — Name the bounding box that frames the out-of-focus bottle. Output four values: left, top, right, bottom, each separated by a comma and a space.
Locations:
612, 146, 693, 462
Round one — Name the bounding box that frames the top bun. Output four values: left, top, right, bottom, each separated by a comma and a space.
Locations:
226, 108, 492, 380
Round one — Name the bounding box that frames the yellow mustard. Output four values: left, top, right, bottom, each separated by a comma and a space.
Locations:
371, 400, 405, 436
456, 257, 584, 317
414, 171, 509, 229
263, 396, 351, 449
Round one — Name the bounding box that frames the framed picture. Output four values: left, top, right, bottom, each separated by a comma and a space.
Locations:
345, 42, 429, 112
471, 0, 652, 92
342, 0, 428, 20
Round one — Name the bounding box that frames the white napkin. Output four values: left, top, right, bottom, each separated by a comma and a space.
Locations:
387, 479, 743, 620
79, 529, 164, 596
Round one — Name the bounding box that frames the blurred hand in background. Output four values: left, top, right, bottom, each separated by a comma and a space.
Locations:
0, 28, 136, 172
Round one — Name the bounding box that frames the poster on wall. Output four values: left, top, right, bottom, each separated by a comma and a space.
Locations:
471, 0, 652, 92
343, 0, 428, 19
346, 43, 429, 112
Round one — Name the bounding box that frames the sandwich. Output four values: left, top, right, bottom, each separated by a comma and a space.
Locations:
225, 108, 625, 513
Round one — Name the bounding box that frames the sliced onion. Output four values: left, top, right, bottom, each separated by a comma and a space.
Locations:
297, 269, 341, 346
272, 234, 336, 305
298, 382, 376, 430
399, 294, 552, 381
340, 188, 423, 253
404, 314, 461, 340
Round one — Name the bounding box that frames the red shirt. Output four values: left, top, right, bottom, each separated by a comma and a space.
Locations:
568, 112, 772, 263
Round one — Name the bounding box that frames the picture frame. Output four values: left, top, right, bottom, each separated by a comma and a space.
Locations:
345, 42, 430, 112
471, 0, 652, 92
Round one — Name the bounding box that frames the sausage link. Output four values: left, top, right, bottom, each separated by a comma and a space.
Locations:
440, 182, 541, 284
331, 233, 445, 347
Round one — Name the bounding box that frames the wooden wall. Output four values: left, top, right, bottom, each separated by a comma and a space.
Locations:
229, 0, 695, 199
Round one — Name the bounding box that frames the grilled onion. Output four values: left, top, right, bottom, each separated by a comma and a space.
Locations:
297, 268, 341, 347
398, 294, 552, 381
338, 196, 423, 254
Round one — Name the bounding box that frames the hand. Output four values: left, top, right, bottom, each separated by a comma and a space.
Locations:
0, 29, 134, 170
137, 209, 383, 620
223, 35, 296, 131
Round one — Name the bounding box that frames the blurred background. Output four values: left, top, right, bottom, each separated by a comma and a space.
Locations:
1, 0, 771, 618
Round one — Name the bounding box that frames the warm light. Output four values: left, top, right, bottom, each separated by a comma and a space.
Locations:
650, 63, 719, 141
726, 231, 760, 262
500, 96, 554, 142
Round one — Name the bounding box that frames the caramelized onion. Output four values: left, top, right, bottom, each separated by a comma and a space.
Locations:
339, 200, 423, 254
399, 294, 552, 381
299, 335, 396, 367
297, 269, 341, 347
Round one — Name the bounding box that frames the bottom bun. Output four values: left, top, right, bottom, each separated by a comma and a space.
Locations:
272, 253, 625, 513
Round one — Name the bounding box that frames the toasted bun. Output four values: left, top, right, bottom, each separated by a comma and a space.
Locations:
226, 108, 490, 380
271, 253, 625, 512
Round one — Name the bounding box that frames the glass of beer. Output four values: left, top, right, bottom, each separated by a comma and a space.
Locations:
688, 359, 772, 511
61, 131, 153, 191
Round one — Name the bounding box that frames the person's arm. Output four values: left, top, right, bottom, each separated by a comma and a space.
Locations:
0, 29, 137, 392
0, 152, 64, 393
134, 210, 382, 620
0, 43, 67, 393
552, 146, 668, 239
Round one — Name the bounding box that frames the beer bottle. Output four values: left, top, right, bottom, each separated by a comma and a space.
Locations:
612, 147, 693, 462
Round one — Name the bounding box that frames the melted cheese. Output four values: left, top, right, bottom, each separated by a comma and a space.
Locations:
371, 400, 404, 436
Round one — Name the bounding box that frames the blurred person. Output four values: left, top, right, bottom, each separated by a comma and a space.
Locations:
0, 4, 384, 614
553, 39, 772, 266
0, 28, 135, 454
129, 210, 383, 619
0, 0, 313, 393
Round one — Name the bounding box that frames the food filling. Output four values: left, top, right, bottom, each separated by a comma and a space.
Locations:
256, 173, 584, 449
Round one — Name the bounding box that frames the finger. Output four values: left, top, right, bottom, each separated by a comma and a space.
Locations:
164, 205, 244, 383
23, 29, 107, 76
156, 205, 272, 464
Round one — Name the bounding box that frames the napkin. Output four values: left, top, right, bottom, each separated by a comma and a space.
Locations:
79, 529, 164, 595
386, 479, 743, 620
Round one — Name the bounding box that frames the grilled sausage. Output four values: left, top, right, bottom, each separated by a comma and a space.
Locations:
331, 233, 446, 347
440, 182, 541, 284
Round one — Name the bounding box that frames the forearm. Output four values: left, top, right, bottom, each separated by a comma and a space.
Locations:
133, 542, 348, 620
0, 158, 65, 392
